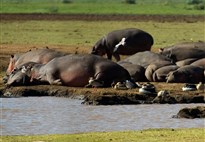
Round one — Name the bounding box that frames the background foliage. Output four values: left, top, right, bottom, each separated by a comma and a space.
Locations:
1, 0, 205, 14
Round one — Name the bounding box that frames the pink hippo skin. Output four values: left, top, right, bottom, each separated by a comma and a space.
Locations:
6, 54, 136, 88
6, 48, 67, 75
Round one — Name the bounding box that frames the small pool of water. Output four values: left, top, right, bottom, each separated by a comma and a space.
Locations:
1, 97, 204, 135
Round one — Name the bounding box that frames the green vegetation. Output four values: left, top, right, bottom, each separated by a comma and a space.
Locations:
1, 0, 205, 15
1, 128, 204, 142
0, 20, 204, 49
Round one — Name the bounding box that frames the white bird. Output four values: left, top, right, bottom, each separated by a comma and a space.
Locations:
114, 82, 128, 90
88, 77, 104, 88
182, 83, 196, 91
196, 82, 204, 92
139, 82, 156, 95
21, 66, 27, 74
114, 37, 126, 52
157, 90, 169, 97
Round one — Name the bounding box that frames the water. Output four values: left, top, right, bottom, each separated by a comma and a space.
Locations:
0, 97, 204, 135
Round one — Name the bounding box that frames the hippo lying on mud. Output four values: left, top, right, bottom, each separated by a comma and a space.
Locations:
91, 28, 154, 61
191, 58, 205, 69
159, 41, 205, 63
121, 51, 171, 68
6, 54, 136, 88
166, 65, 204, 83
117, 61, 146, 81
6, 48, 67, 75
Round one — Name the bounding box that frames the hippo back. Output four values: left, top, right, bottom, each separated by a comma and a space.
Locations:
122, 51, 171, 68
190, 58, 205, 69
106, 28, 153, 54
43, 54, 132, 87
14, 48, 67, 69
166, 65, 204, 83
118, 61, 146, 81
160, 41, 205, 62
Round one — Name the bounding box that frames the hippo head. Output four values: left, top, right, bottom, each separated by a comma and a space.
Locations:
159, 48, 176, 64
6, 54, 22, 75
91, 37, 107, 56
6, 68, 30, 86
5, 63, 36, 86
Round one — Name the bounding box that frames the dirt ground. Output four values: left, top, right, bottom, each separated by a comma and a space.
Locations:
1, 13, 204, 22
0, 14, 204, 104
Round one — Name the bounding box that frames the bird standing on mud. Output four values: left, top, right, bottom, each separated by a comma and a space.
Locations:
197, 82, 204, 92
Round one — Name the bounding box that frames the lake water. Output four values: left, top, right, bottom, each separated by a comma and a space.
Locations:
1, 97, 204, 135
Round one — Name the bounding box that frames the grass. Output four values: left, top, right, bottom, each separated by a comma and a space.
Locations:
1, 128, 205, 142
1, 0, 205, 15
0, 20, 204, 50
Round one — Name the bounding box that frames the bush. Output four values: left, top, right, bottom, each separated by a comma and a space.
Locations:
194, 3, 205, 10
187, 0, 203, 5
124, 0, 136, 4
49, 7, 59, 13
62, 0, 72, 4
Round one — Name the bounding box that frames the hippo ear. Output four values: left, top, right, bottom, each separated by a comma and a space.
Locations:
11, 55, 14, 58
102, 37, 106, 45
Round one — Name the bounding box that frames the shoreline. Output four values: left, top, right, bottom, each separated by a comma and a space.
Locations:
1, 83, 204, 105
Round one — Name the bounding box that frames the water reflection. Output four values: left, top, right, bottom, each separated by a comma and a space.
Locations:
1, 97, 204, 135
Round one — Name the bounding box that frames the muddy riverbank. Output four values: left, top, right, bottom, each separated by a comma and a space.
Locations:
1, 83, 204, 105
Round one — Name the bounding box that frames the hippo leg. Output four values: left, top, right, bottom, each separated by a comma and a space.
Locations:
94, 72, 116, 87
45, 72, 62, 85
106, 51, 112, 60
113, 53, 120, 61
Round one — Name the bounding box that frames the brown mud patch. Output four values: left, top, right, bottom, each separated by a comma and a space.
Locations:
1, 14, 204, 22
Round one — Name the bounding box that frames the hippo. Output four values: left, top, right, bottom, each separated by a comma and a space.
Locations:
159, 41, 205, 63
6, 48, 67, 75
118, 61, 146, 81
152, 65, 179, 82
145, 61, 173, 81
121, 51, 171, 68
166, 65, 204, 83
6, 54, 136, 88
191, 58, 205, 69
176, 58, 198, 67
91, 28, 154, 61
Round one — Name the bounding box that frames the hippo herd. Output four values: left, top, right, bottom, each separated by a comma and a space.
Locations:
4, 28, 205, 88
119, 41, 205, 83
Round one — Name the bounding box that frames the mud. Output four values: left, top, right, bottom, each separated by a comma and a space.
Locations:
0, 13, 204, 22
173, 106, 205, 119
1, 83, 204, 105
